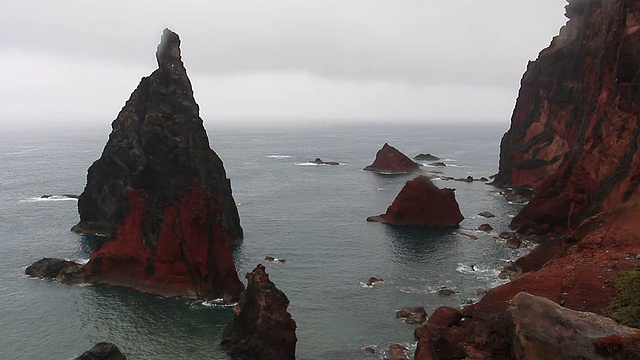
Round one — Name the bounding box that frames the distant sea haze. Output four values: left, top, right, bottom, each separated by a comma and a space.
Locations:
0, 122, 527, 359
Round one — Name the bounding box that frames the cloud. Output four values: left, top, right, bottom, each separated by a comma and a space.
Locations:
0, 0, 568, 124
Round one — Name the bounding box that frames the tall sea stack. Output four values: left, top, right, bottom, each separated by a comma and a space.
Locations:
71, 29, 244, 301
494, 0, 640, 232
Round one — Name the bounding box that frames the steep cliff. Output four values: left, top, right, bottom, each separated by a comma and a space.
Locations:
495, 0, 640, 232
39, 29, 246, 301
367, 175, 464, 227
221, 264, 297, 360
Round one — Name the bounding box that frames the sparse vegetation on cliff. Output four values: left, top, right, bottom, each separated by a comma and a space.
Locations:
608, 266, 640, 328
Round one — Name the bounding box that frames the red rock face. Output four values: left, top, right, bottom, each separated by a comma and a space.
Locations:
367, 175, 464, 227
84, 183, 244, 301
495, 0, 640, 231
414, 201, 640, 359
221, 264, 297, 360
363, 143, 420, 173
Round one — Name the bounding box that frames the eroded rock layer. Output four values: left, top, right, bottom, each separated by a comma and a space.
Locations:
494, 0, 640, 232
367, 175, 464, 227
62, 29, 243, 301
221, 264, 297, 360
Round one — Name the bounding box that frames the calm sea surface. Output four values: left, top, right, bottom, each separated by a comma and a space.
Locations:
0, 121, 528, 359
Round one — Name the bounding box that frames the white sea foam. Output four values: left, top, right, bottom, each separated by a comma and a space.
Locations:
266, 155, 293, 159
20, 196, 78, 203
296, 162, 318, 166
377, 187, 384, 191
199, 299, 238, 308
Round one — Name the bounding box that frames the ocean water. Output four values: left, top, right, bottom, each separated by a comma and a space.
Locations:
0, 122, 528, 359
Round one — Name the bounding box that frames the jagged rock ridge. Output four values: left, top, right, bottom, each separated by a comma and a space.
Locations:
221, 264, 297, 360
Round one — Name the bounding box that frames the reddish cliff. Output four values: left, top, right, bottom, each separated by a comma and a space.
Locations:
27, 29, 244, 302
415, 201, 640, 359
494, 0, 640, 232
221, 264, 297, 360
367, 175, 464, 227
363, 143, 421, 173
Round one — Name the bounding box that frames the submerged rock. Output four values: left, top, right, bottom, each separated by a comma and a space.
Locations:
367, 176, 464, 227
74, 342, 126, 360
363, 143, 420, 173
414, 153, 440, 161
28, 29, 244, 302
478, 211, 495, 218
264, 256, 286, 264
366, 276, 384, 286
384, 344, 409, 360
25, 258, 83, 283
221, 264, 297, 360
396, 306, 427, 325
310, 158, 340, 165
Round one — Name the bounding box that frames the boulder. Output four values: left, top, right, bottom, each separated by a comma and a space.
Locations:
25, 258, 83, 283
384, 344, 409, 360
366, 277, 384, 286
363, 143, 420, 173
507, 292, 639, 360
437, 287, 457, 297
478, 211, 495, 218
221, 264, 297, 360
506, 237, 522, 249
396, 306, 427, 324
414, 153, 440, 161
28, 29, 244, 302
367, 176, 464, 227
74, 342, 126, 360
478, 224, 493, 232
264, 256, 286, 264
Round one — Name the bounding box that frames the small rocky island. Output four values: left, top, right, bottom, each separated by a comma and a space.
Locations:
26, 29, 244, 302
367, 175, 463, 227
363, 143, 421, 173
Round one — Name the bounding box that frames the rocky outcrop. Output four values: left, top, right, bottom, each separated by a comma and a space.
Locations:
414, 201, 640, 359
414, 153, 440, 161
416, 292, 640, 360
367, 176, 464, 227
25, 258, 83, 282
508, 293, 638, 360
396, 306, 427, 325
310, 158, 339, 165
74, 342, 126, 360
27, 29, 244, 302
363, 143, 420, 173
221, 264, 297, 360
494, 0, 640, 233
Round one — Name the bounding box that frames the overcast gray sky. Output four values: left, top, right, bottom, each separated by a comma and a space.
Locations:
1, 1, 568, 128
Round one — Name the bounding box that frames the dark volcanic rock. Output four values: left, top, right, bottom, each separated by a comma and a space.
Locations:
494, 0, 640, 232
478, 224, 493, 231
25, 258, 83, 283
414, 153, 440, 161
221, 264, 297, 360
32, 29, 244, 302
310, 158, 339, 165
428, 162, 446, 167
75, 342, 126, 360
367, 175, 464, 227
363, 143, 420, 173
396, 306, 427, 324
366, 276, 384, 286
384, 344, 409, 360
